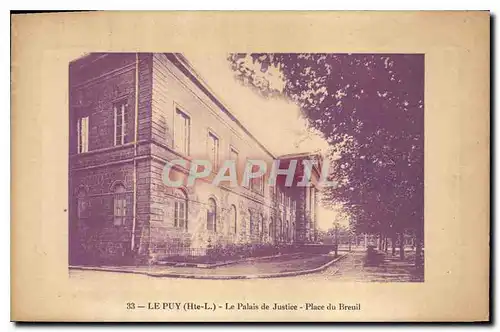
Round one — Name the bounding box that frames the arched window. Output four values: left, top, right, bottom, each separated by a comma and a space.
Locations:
229, 205, 237, 234
76, 188, 88, 219
207, 198, 217, 231
174, 189, 188, 230
113, 184, 127, 226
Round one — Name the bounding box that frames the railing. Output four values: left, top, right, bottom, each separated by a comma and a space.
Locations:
156, 246, 207, 257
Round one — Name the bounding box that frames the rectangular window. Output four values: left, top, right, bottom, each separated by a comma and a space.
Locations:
243, 160, 251, 188
174, 200, 187, 229
230, 147, 239, 165
174, 108, 190, 155
77, 116, 89, 153
113, 196, 127, 226
208, 132, 219, 169
114, 101, 128, 146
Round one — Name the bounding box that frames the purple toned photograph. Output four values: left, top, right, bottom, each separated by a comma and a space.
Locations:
68, 52, 424, 282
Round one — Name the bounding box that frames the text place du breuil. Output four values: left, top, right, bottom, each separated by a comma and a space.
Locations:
234, 302, 361, 311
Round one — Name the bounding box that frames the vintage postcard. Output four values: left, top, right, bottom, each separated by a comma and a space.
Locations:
11, 11, 489, 322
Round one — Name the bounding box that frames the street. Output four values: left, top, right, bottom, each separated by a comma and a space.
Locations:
70, 249, 423, 282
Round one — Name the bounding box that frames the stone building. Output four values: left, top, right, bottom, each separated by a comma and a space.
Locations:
68, 53, 320, 265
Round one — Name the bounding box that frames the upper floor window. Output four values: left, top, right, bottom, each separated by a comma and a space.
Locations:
77, 116, 89, 153
114, 100, 128, 146
207, 198, 217, 232
227, 147, 239, 180
174, 108, 190, 155
173, 189, 188, 230
113, 184, 127, 226
208, 132, 219, 169
259, 174, 265, 195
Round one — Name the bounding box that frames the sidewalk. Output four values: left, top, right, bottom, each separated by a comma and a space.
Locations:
70, 252, 348, 279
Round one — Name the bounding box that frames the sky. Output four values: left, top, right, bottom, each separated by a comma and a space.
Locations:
184, 52, 349, 231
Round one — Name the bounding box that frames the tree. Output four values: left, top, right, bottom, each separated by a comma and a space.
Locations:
228, 53, 424, 266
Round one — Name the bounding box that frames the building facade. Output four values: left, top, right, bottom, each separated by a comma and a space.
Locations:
68, 53, 319, 265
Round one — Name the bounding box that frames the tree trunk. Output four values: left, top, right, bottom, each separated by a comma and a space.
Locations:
399, 232, 405, 260
384, 236, 388, 252
391, 234, 396, 256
